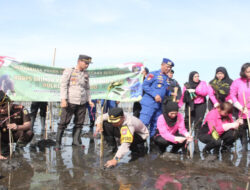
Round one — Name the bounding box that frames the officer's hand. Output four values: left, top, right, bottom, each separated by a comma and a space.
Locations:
155, 95, 162, 102
175, 136, 186, 143
7, 123, 18, 131
104, 159, 118, 168
0, 154, 7, 160
61, 99, 68, 108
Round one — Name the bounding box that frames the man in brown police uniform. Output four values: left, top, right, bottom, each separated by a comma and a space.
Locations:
55, 54, 94, 150
0, 90, 33, 159
96, 107, 149, 168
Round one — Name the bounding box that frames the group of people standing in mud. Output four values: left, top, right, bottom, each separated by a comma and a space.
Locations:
0, 54, 249, 169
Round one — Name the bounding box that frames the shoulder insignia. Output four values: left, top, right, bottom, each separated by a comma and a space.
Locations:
147, 74, 154, 80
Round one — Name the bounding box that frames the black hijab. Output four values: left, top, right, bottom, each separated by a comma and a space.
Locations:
209, 67, 233, 102
162, 99, 179, 127
185, 71, 200, 89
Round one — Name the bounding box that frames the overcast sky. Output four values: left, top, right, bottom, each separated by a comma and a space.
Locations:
1, 0, 250, 85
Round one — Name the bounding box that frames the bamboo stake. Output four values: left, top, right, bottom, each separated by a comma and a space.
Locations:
8, 102, 13, 159
242, 91, 250, 136
45, 105, 49, 140
50, 48, 56, 131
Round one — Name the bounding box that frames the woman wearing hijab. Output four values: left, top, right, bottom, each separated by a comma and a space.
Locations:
153, 99, 193, 154
208, 67, 233, 110
230, 63, 250, 151
178, 71, 208, 149
198, 102, 242, 154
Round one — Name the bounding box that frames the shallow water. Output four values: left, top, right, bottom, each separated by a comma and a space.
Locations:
0, 115, 250, 190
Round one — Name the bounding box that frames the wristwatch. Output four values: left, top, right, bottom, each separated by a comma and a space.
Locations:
114, 156, 120, 162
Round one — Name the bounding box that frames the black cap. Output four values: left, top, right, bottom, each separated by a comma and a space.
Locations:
78, 54, 92, 64
108, 107, 124, 123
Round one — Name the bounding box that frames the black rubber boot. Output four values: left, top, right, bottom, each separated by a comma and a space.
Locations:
40, 117, 46, 132
55, 128, 64, 150
72, 127, 82, 145
72, 128, 82, 146
30, 115, 36, 132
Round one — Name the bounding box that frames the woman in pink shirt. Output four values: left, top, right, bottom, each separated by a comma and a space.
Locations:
153, 100, 193, 154
208, 67, 233, 110
178, 71, 208, 151
230, 63, 250, 151
198, 102, 242, 154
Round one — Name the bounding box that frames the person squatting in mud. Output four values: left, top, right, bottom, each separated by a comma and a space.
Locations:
198, 102, 243, 154
95, 107, 149, 168
0, 90, 33, 159
153, 99, 193, 154
55, 54, 95, 150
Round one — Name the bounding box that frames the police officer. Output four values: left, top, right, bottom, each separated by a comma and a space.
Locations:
95, 107, 149, 168
0, 90, 33, 159
139, 58, 174, 138
55, 55, 95, 150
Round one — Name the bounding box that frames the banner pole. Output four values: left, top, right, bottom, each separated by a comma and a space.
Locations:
50, 48, 56, 131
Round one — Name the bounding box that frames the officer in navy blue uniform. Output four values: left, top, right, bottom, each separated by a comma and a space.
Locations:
139, 58, 174, 137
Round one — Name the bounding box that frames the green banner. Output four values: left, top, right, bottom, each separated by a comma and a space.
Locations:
0, 57, 144, 102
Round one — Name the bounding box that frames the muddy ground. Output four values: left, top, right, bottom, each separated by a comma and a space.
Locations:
0, 119, 249, 190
